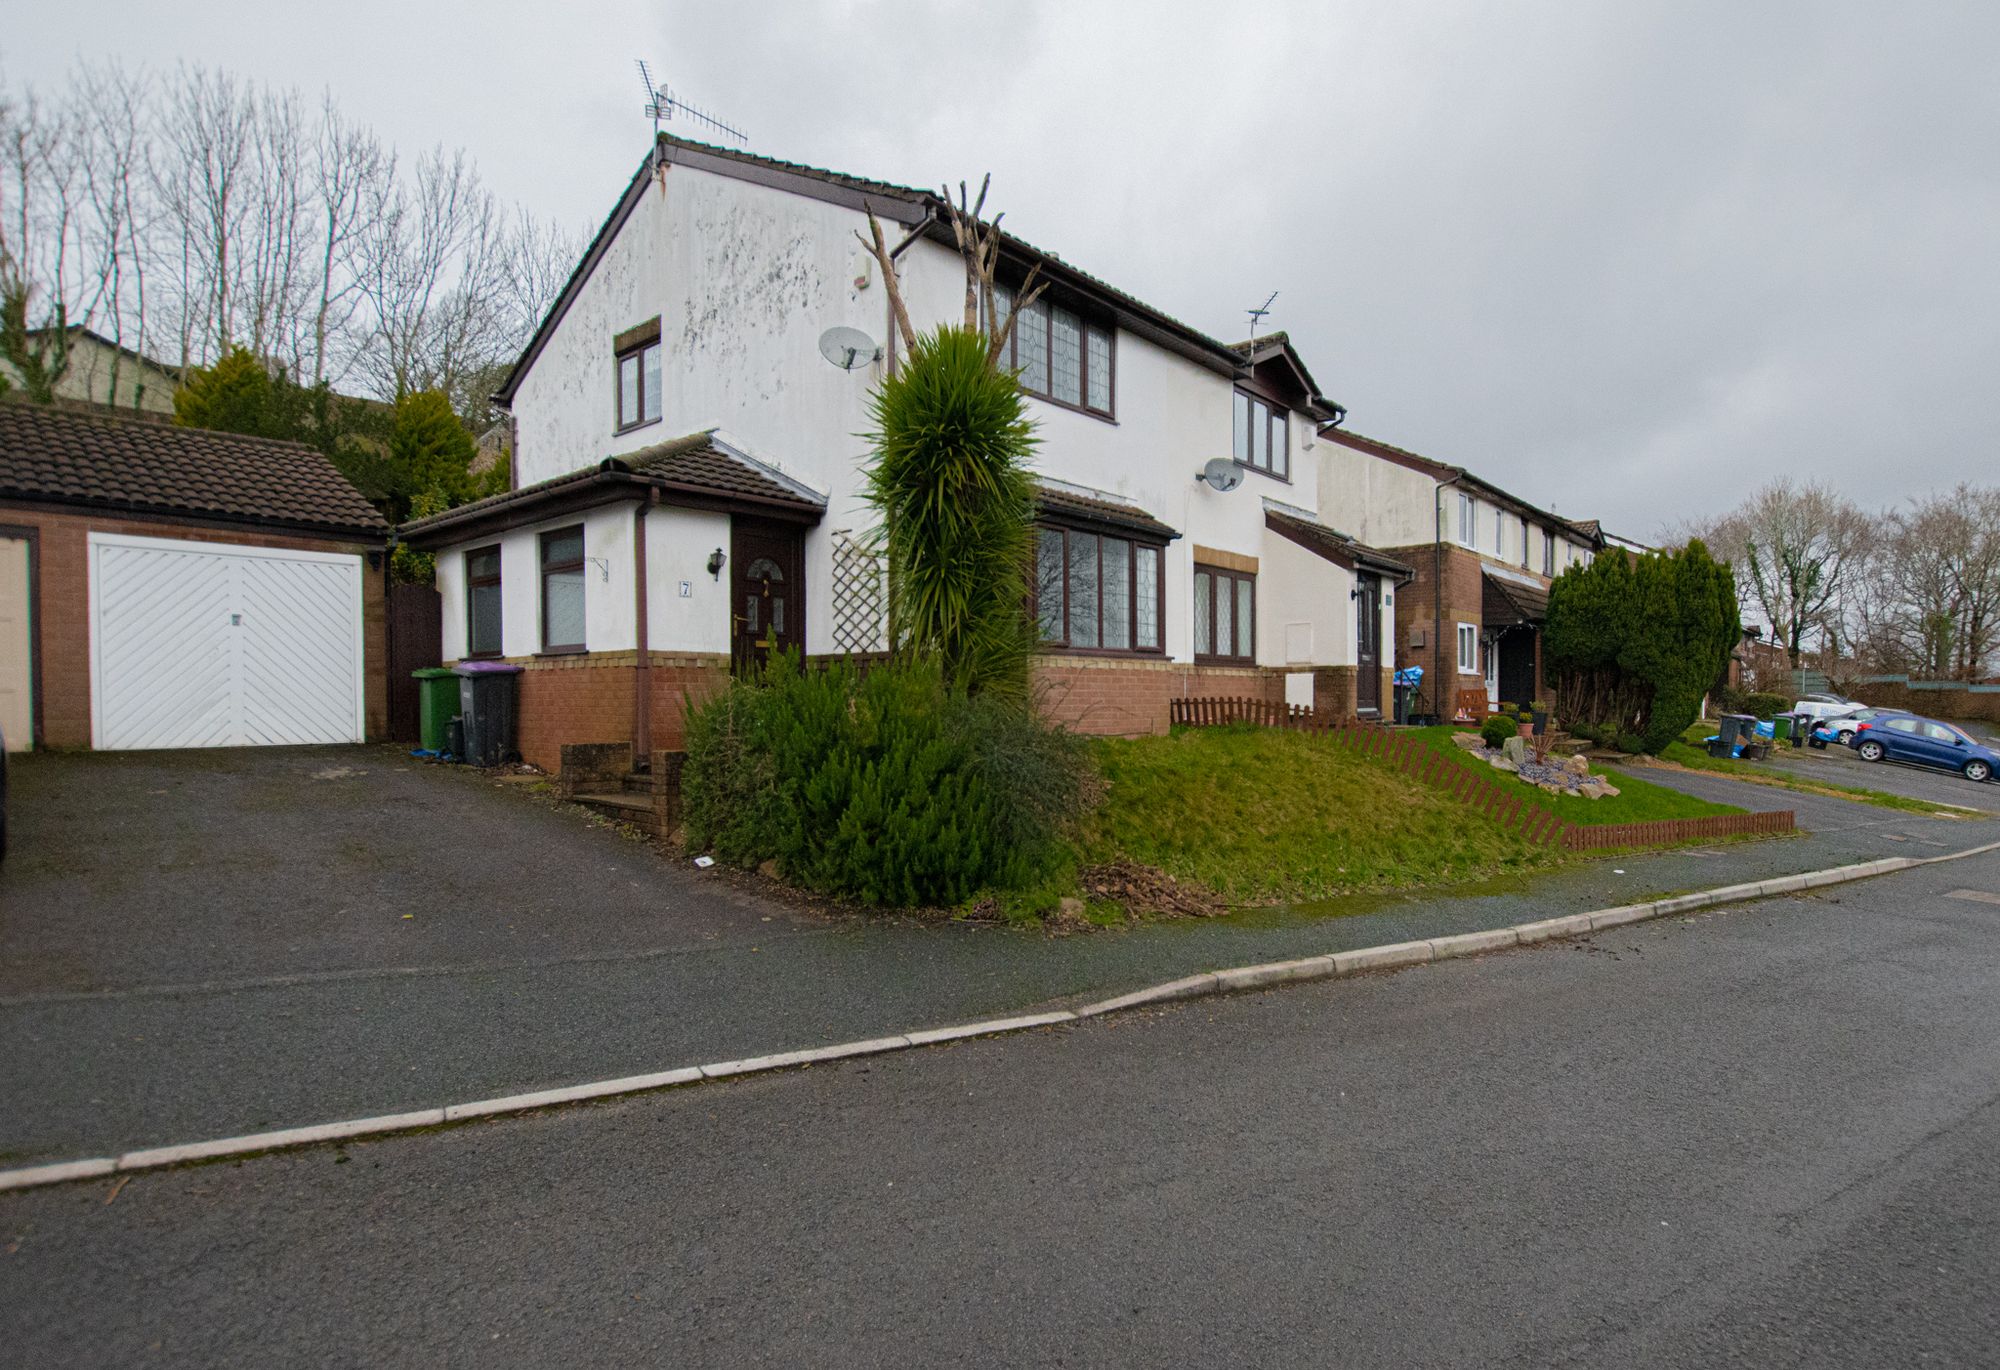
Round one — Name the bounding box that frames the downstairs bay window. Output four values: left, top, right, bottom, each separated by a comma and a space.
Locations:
1035, 525, 1163, 653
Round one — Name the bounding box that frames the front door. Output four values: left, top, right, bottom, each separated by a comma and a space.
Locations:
1354, 572, 1381, 715
731, 520, 806, 674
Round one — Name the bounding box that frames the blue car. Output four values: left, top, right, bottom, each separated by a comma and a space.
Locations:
1850, 713, 1996, 784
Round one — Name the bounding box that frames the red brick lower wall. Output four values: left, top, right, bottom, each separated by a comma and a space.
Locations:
1032, 657, 1289, 737
488, 651, 731, 773
2, 504, 387, 748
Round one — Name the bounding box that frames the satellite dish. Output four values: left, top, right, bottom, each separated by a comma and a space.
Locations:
1198, 457, 1244, 493
818, 326, 881, 371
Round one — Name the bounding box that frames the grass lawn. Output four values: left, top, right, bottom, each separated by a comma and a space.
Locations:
1075, 724, 1560, 904
1656, 721, 1957, 815
1405, 726, 1741, 826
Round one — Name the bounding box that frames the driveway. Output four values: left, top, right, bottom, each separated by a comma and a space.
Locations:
6, 747, 1997, 1166
1764, 737, 2000, 812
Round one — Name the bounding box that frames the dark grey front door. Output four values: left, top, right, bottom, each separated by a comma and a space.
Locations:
1356, 572, 1382, 714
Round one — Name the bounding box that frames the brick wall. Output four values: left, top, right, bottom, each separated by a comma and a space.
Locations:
1032, 656, 1287, 737
2, 504, 387, 748
1850, 678, 2000, 725
490, 650, 730, 773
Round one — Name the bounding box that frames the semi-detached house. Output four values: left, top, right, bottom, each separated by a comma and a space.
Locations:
401, 135, 1415, 773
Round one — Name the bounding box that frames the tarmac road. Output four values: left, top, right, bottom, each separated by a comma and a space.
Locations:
6, 846, 1999, 1367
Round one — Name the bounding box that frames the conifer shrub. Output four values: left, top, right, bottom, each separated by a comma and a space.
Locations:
681, 655, 1090, 907
1480, 714, 1519, 750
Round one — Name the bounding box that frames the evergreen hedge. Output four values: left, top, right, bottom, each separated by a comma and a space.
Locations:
1544, 541, 1740, 753
681, 655, 1090, 907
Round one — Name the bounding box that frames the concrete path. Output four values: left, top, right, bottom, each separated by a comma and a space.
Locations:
4, 746, 1996, 1164
6, 845, 1999, 1366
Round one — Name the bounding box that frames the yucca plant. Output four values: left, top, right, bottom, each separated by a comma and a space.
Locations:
863, 325, 1039, 701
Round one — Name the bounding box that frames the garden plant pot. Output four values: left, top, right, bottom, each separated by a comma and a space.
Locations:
1531, 709, 1549, 735
1517, 722, 1534, 739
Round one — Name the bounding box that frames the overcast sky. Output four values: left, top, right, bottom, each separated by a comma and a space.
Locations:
8, 2, 1997, 538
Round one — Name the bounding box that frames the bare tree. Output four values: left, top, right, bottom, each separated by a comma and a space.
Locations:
304, 95, 387, 387
853, 174, 1044, 368
1692, 479, 1870, 671
153, 64, 257, 366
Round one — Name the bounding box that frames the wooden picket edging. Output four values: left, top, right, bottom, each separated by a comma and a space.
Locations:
1168, 696, 1795, 853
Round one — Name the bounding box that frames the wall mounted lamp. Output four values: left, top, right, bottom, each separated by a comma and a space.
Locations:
707, 548, 727, 579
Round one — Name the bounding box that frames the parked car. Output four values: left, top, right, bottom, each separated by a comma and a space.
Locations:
1809, 706, 1912, 747
1849, 713, 1997, 783
1791, 693, 1858, 724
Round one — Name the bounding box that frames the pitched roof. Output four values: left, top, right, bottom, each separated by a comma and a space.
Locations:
1323, 428, 1606, 549
1483, 571, 1550, 627
1035, 484, 1179, 541
495, 134, 1251, 405
1227, 332, 1344, 422
397, 428, 825, 546
1264, 507, 1414, 580
0, 400, 386, 537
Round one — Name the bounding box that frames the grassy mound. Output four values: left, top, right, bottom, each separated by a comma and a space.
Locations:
1076, 724, 1559, 904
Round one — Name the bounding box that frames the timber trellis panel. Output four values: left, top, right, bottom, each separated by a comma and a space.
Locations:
1168, 696, 1796, 852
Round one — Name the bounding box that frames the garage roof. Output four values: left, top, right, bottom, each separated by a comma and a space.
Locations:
0, 401, 387, 538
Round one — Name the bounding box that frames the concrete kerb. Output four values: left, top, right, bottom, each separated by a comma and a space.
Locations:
1, 839, 1990, 1195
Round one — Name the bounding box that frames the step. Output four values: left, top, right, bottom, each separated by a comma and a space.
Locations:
571, 789, 655, 815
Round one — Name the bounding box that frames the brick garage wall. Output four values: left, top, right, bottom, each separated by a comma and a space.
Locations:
644, 656, 731, 753
1033, 656, 1287, 737
2, 504, 387, 748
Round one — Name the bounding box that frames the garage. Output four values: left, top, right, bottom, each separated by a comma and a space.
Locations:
0, 401, 389, 751
90, 533, 366, 749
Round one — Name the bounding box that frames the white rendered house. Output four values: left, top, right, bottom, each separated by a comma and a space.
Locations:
402, 135, 1411, 771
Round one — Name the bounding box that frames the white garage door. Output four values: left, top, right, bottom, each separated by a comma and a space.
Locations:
90, 532, 366, 750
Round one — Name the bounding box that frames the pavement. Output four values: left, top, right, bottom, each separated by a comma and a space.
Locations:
5, 843, 1998, 1366
4, 746, 1998, 1166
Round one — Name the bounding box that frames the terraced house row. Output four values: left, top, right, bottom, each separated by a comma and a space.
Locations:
400, 134, 1619, 773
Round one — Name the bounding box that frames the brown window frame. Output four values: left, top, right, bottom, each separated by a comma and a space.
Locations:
1035, 522, 1165, 656
538, 525, 587, 654
1231, 389, 1290, 481
1193, 564, 1256, 664
614, 336, 662, 433
1542, 529, 1556, 576
993, 284, 1116, 421
464, 544, 503, 659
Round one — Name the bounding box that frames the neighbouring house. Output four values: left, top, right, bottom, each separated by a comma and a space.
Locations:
400, 134, 1413, 774
0, 400, 389, 752
1317, 429, 1606, 722
1, 327, 181, 415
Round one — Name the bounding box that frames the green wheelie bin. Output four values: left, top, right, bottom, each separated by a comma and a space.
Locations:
413, 668, 459, 753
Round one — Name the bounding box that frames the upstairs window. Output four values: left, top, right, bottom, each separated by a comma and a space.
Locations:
1520, 516, 1531, 569
1457, 493, 1476, 547
1493, 506, 1505, 557
1194, 564, 1255, 663
1036, 524, 1163, 653
614, 320, 662, 432
466, 546, 502, 658
1232, 391, 1290, 479
994, 285, 1114, 418
1542, 530, 1555, 575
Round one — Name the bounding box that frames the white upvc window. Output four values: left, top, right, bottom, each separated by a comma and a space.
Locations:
1457, 493, 1476, 547
1493, 506, 1505, 556
1457, 622, 1479, 674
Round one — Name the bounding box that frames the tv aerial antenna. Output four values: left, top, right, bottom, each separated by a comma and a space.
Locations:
1246, 290, 1278, 346
635, 59, 748, 145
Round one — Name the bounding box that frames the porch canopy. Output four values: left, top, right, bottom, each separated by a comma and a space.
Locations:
1482, 570, 1549, 628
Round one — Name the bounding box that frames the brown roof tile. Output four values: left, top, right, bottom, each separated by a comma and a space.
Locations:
1035, 484, 1179, 540
1265, 508, 1414, 578
1483, 571, 1550, 626
0, 400, 386, 536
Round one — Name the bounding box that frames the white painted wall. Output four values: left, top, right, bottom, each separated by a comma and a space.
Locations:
1318, 442, 1440, 550
437, 502, 645, 661
645, 505, 732, 655
1260, 527, 1354, 670
502, 158, 1343, 666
